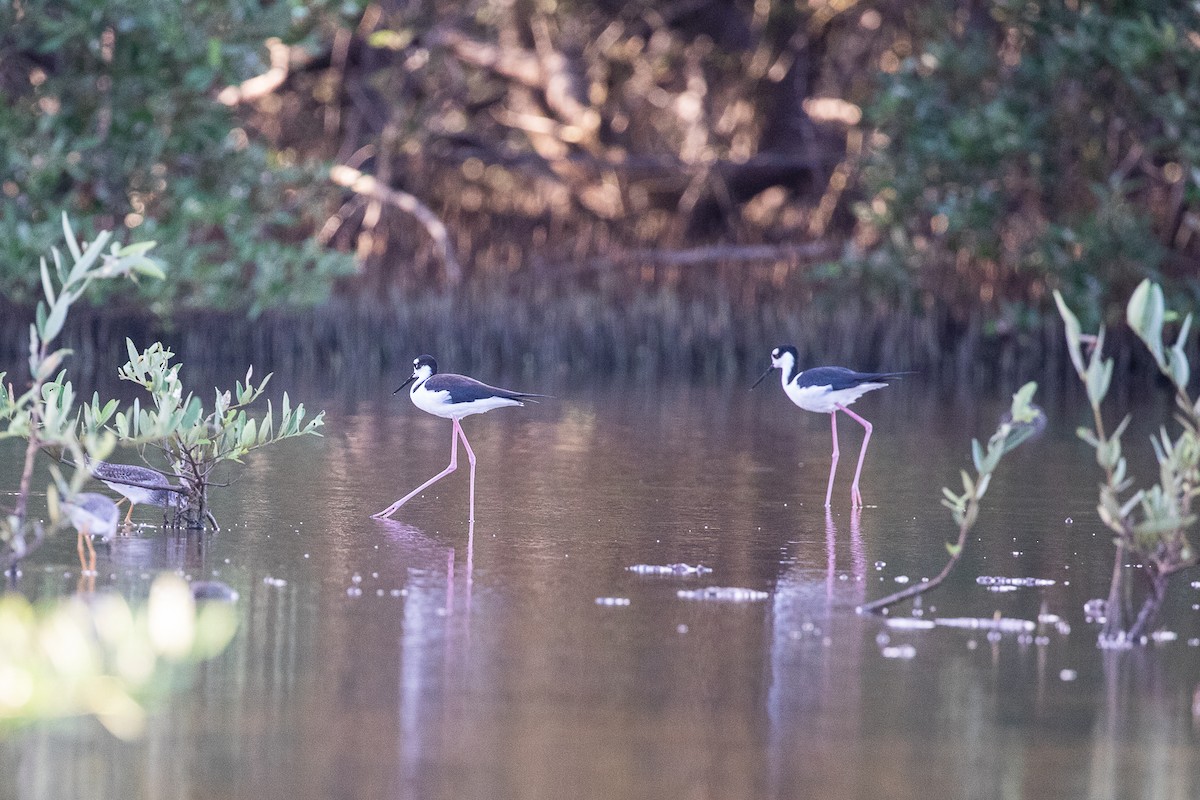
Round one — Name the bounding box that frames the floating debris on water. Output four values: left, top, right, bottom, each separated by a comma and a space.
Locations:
263, 576, 287, 588
894, 575, 910, 584
881, 645, 917, 660
1151, 630, 1178, 643
676, 587, 770, 602
1060, 669, 1078, 681
1083, 598, 1107, 623
976, 576, 1056, 588
935, 616, 1036, 633
886, 618, 935, 630
595, 597, 631, 606
346, 587, 363, 597
627, 563, 713, 576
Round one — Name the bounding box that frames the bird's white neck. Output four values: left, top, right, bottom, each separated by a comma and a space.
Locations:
776, 353, 797, 385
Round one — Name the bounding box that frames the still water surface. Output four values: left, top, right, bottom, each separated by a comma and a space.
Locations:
2, 378, 1199, 800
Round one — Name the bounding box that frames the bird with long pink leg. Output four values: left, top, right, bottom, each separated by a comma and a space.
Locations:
753, 345, 905, 508
373, 355, 545, 522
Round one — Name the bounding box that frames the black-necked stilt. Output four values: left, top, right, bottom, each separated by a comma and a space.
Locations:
89, 460, 183, 524
61, 492, 120, 575
372, 355, 545, 521
753, 345, 905, 508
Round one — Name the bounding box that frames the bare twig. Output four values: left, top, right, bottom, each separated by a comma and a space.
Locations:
217, 38, 291, 106
330, 164, 463, 286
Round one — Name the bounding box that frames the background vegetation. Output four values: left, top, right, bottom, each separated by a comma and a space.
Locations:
2, 0, 1198, 331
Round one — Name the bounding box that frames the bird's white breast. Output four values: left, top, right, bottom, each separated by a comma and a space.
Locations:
410, 383, 521, 419
103, 481, 160, 505
783, 379, 887, 414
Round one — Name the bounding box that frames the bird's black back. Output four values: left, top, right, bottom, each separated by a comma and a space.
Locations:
795, 367, 907, 390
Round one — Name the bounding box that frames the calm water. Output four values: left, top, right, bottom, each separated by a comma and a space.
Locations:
1, 378, 1199, 800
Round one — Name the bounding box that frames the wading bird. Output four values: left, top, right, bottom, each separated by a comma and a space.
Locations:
90, 460, 183, 525
753, 345, 905, 508
372, 355, 544, 521
61, 492, 119, 577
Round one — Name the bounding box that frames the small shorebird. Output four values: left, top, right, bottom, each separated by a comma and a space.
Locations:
372, 355, 544, 521
90, 460, 183, 525
61, 492, 120, 575
753, 345, 905, 508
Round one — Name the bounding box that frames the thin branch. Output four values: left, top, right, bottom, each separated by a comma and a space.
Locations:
860, 508, 971, 614
330, 164, 463, 286
217, 38, 291, 106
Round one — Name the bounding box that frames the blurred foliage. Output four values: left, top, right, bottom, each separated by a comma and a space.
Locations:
857, 0, 1200, 324
0, 573, 238, 740
0, 0, 356, 314
1056, 280, 1198, 644
0, 216, 160, 570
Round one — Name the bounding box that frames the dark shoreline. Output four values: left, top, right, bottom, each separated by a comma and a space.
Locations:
0, 293, 1190, 402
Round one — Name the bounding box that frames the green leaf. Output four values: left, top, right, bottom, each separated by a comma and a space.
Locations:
61, 212, 82, 262
39, 257, 56, 305
971, 439, 984, 474
945, 541, 962, 558
67, 230, 113, 287
1076, 427, 1100, 448
42, 299, 69, 343
1126, 279, 1166, 366
1054, 290, 1086, 377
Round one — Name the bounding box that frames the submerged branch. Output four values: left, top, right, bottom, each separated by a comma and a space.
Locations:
859, 516, 970, 614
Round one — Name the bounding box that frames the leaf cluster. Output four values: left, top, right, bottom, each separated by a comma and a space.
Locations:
1055, 280, 1198, 576
100, 339, 325, 468
940, 382, 1044, 554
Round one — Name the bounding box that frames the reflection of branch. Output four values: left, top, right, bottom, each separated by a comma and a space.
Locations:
329, 165, 462, 286
577, 241, 835, 271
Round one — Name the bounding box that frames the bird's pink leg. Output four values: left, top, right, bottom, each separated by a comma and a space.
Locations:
825, 410, 840, 508
372, 422, 460, 519
455, 419, 477, 522
838, 403, 873, 507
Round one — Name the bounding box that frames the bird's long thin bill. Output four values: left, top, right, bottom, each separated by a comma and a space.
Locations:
393, 375, 416, 394
750, 367, 773, 389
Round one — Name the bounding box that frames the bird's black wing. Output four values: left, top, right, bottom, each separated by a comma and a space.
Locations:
796, 367, 907, 390
426, 374, 547, 404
